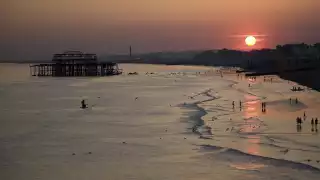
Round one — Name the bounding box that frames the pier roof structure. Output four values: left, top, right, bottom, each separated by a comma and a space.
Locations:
52, 51, 97, 63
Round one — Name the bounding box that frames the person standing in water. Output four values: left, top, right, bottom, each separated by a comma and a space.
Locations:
295, 98, 298, 104
81, 99, 87, 109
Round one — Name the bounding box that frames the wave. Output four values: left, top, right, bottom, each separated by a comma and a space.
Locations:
199, 144, 320, 172
178, 88, 221, 134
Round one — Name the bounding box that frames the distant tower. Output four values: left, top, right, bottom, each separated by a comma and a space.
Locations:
129, 46, 132, 57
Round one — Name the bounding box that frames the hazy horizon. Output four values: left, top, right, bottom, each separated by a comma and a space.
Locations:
2, 0, 320, 61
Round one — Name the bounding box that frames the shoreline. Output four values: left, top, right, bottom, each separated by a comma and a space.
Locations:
178, 71, 320, 170
120, 62, 320, 92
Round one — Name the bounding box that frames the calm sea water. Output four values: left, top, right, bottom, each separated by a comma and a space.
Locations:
1, 63, 320, 180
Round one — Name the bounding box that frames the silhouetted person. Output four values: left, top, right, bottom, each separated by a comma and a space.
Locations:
296, 118, 302, 132
297, 117, 302, 125
239, 101, 242, 108
295, 98, 298, 104
311, 118, 314, 125
303, 112, 306, 121
315, 118, 318, 126
289, 98, 292, 104
81, 99, 87, 109
232, 101, 235, 109
297, 124, 302, 132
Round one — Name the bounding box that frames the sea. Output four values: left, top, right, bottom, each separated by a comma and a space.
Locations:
1, 63, 320, 180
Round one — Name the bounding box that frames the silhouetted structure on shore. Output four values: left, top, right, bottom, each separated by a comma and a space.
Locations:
30, 51, 122, 77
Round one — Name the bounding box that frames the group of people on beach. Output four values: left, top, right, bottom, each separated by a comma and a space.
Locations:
291, 86, 304, 92
289, 97, 299, 104
296, 112, 319, 132
232, 101, 267, 113
232, 101, 242, 109
263, 76, 273, 83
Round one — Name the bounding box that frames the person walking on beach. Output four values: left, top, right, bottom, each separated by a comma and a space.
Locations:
289, 98, 292, 104
232, 101, 235, 109
297, 117, 303, 126
297, 117, 302, 125
261, 102, 266, 112
295, 98, 298, 104
315, 118, 318, 126
311, 118, 314, 125
303, 112, 306, 121
296, 117, 302, 132
239, 101, 242, 109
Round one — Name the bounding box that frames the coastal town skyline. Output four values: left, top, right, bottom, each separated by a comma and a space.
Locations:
2, 0, 320, 60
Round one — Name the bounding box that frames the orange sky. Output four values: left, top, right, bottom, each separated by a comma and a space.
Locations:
2, 0, 320, 60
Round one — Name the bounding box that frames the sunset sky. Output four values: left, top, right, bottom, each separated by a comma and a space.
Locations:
2, 0, 320, 60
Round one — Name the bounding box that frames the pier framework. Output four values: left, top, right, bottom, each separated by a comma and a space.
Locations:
30, 51, 122, 77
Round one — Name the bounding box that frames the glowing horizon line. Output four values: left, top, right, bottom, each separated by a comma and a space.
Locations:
229, 34, 268, 38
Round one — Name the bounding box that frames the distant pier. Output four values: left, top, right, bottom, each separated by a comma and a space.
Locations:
30, 51, 122, 77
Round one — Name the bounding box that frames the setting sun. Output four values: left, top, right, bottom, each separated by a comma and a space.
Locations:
245, 36, 256, 46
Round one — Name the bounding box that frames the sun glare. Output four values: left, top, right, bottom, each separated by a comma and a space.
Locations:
245, 36, 256, 46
